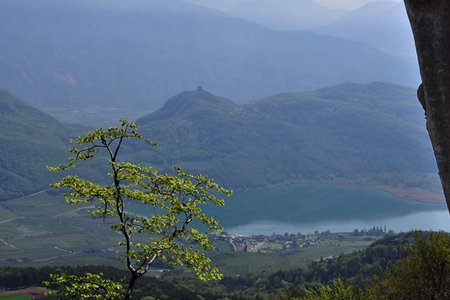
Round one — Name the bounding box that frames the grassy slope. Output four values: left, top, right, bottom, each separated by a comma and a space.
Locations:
0, 191, 123, 267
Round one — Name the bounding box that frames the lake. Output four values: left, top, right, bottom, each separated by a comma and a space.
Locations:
204, 184, 447, 229
129, 184, 448, 233
226, 210, 450, 235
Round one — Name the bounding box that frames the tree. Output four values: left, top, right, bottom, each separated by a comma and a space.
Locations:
45, 272, 123, 300
293, 279, 368, 300
404, 0, 450, 212
46, 119, 232, 299
370, 232, 450, 299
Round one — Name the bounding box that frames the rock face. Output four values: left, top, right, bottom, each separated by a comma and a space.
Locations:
404, 0, 450, 212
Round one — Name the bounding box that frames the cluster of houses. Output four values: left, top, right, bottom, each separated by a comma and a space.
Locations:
211, 227, 390, 253
212, 232, 327, 253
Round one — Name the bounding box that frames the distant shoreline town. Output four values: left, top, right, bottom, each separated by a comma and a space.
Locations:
211, 226, 394, 254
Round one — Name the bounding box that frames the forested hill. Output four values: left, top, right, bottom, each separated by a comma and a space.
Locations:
0, 232, 422, 298
137, 82, 437, 190
0, 0, 418, 122
0, 82, 437, 200
0, 90, 70, 200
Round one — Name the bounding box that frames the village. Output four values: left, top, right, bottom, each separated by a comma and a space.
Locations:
211, 226, 391, 254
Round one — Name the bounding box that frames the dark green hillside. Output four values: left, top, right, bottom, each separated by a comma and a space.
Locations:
137, 82, 437, 190
0, 90, 70, 200
140, 87, 238, 122
0, 232, 427, 299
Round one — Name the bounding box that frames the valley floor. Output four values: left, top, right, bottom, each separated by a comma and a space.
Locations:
0, 187, 445, 276
0, 191, 381, 276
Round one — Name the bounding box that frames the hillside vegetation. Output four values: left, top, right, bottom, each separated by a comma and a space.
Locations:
0, 82, 439, 201
137, 82, 438, 190
0, 232, 431, 299
0, 90, 70, 200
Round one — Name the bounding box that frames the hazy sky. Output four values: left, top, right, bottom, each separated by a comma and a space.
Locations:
186, 0, 404, 12
315, 0, 402, 10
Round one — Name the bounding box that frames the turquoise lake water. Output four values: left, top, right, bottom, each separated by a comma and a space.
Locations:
227, 210, 450, 235
128, 184, 448, 233
205, 185, 445, 227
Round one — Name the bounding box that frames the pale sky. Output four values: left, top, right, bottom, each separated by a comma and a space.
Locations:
315, 0, 402, 10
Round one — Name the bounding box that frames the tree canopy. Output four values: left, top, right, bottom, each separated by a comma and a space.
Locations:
46, 119, 231, 299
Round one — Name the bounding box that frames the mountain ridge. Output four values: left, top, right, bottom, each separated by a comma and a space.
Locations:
0, 82, 438, 201
140, 87, 238, 122
315, 1, 416, 59
137, 82, 437, 191
0, 0, 419, 125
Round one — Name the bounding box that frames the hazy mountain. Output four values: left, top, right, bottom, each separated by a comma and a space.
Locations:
315, 1, 416, 59
315, 0, 402, 10
0, 0, 418, 125
137, 82, 436, 190
0, 90, 70, 200
183, 0, 413, 59
183, 0, 346, 30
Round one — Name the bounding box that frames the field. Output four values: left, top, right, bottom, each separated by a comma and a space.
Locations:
211, 239, 372, 276
0, 295, 32, 300
0, 191, 123, 268
0, 288, 45, 300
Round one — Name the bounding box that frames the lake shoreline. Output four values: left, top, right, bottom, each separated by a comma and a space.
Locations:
376, 185, 445, 204
226, 210, 450, 235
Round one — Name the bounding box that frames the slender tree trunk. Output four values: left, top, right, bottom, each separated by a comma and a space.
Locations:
404, 0, 450, 213
125, 274, 137, 300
